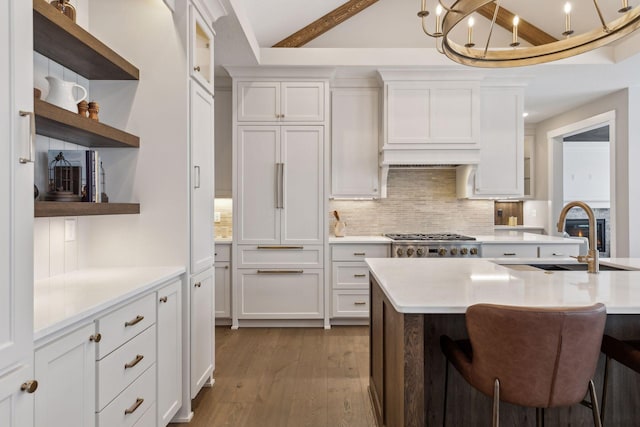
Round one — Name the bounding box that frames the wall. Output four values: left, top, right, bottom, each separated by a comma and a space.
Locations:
329, 169, 494, 236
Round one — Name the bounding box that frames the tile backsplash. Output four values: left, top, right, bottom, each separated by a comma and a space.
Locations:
214, 198, 233, 239
329, 169, 494, 236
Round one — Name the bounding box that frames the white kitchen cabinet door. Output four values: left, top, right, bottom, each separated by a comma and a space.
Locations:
157, 280, 182, 426
236, 126, 281, 244
0, 0, 34, 424
563, 141, 610, 207
214, 262, 231, 318
189, 5, 214, 95
281, 126, 324, 244
281, 82, 325, 122
474, 87, 524, 197
214, 88, 232, 197
237, 81, 280, 122
237, 81, 325, 123
190, 269, 214, 399
190, 81, 215, 275
34, 324, 96, 427
331, 89, 380, 198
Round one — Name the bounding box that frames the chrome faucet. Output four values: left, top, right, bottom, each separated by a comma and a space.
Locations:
557, 201, 599, 274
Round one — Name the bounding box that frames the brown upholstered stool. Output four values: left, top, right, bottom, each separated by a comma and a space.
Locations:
440, 303, 607, 427
600, 335, 640, 423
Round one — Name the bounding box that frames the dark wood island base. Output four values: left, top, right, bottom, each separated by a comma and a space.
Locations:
369, 276, 640, 427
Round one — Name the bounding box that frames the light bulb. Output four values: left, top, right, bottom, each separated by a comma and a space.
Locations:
436, 4, 443, 16
468, 16, 475, 28
564, 2, 572, 14
513, 15, 519, 27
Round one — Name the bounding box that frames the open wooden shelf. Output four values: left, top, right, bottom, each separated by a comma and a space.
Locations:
35, 98, 140, 148
33, 0, 139, 80
35, 202, 140, 217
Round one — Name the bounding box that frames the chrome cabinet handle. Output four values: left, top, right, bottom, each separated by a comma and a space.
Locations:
124, 354, 144, 369
194, 165, 200, 189
21, 380, 38, 393
159, 296, 168, 303
124, 315, 144, 327
89, 333, 102, 342
257, 245, 303, 250
19, 111, 35, 164
124, 398, 144, 415
194, 281, 202, 288
279, 163, 284, 209
354, 274, 367, 278
257, 270, 303, 274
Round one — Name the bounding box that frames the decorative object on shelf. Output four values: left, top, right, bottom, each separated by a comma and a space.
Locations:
417, 0, 640, 67
77, 100, 88, 117
333, 210, 346, 237
100, 161, 109, 203
88, 101, 99, 121
34, 88, 41, 99
45, 151, 83, 202
44, 76, 87, 112
49, 0, 76, 22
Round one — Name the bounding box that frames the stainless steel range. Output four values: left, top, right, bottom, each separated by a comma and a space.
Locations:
385, 233, 481, 258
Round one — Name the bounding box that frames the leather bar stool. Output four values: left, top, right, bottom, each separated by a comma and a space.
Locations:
440, 303, 607, 427
599, 335, 640, 423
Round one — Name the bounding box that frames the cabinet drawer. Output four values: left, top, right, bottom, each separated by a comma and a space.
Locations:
481, 244, 538, 258
132, 403, 156, 427
332, 262, 370, 289
97, 325, 156, 411
214, 244, 231, 262
539, 244, 579, 258
332, 290, 369, 318
237, 245, 323, 268
97, 364, 156, 427
96, 293, 156, 359
332, 244, 389, 261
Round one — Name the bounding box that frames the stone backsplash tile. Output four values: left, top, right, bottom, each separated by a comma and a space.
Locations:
329, 169, 494, 236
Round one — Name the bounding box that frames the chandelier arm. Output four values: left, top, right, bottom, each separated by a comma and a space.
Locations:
438, 0, 461, 14
421, 16, 441, 37
592, 0, 610, 32
483, 0, 502, 57
436, 36, 445, 54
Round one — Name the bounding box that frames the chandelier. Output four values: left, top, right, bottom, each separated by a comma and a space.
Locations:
418, 0, 640, 67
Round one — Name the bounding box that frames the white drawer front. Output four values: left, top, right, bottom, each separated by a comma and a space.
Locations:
237, 245, 323, 268
214, 244, 231, 262
97, 364, 156, 427
481, 244, 538, 258
96, 293, 156, 359
539, 244, 579, 258
332, 290, 369, 318
333, 262, 370, 289
237, 269, 323, 319
132, 403, 156, 427
97, 325, 157, 411
332, 244, 389, 261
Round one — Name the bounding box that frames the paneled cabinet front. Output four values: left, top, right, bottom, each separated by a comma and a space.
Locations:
237, 81, 324, 123
189, 4, 214, 94
236, 126, 324, 245
190, 269, 214, 399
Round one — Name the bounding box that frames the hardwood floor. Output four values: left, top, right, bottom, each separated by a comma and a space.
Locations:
174, 326, 376, 427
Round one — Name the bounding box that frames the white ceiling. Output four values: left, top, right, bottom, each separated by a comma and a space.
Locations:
214, 0, 640, 123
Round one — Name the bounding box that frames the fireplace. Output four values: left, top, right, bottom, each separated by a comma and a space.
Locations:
564, 218, 606, 253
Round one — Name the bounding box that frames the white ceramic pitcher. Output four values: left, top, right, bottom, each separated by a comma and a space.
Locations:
45, 76, 87, 112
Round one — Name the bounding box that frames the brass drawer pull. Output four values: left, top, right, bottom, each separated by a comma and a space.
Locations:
257, 270, 304, 274
354, 301, 367, 306
124, 354, 144, 369
354, 274, 367, 278
124, 315, 144, 327
124, 398, 144, 415
353, 252, 366, 256
21, 380, 38, 394
194, 282, 202, 288
257, 245, 304, 250
159, 296, 168, 303
89, 333, 102, 342
503, 253, 517, 256
552, 253, 564, 256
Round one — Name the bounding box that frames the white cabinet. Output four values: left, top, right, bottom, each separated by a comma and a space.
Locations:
189, 4, 214, 94
331, 88, 380, 198
34, 324, 96, 427
214, 245, 231, 319
330, 244, 389, 320
236, 126, 324, 245
524, 135, 535, 198
237, 81, 325, 122
384, 81, 480, 146
190, 269, 214, 398
481, 243, 579, 258
214, 88, 232, 197
563, 141, 610, 207
156, 280, 182, 426
0, 0, 34, 424
473, 86, 524, 197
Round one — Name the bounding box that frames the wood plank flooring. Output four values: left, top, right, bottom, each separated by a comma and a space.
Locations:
174, 326, 376, 427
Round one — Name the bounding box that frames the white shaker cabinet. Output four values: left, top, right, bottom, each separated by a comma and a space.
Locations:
214, 244, 231, 319
214, 88, 232, 198
156, 280, 182, 426
237, 81, 325, 123
190, 269, 214, 399
0, 0, 34, 424
189, 4, 214, 95
34, 324, 96, 427
331, 88, 380, 198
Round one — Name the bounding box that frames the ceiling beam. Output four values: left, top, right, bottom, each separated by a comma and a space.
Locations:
273, 0, 379, 48
477, 3, 558, 46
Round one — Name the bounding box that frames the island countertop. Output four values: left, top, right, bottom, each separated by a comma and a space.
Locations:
365, 258, 640, 315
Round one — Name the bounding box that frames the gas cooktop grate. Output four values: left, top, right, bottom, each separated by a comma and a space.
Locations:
385, 233, 476, 241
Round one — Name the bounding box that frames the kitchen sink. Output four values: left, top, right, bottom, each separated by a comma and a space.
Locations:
526, 263, 629, 271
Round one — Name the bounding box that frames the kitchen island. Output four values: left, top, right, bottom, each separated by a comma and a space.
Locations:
367, 258, 640, 426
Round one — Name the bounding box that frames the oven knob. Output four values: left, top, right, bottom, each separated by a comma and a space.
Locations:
396, 248, 404, 257
450, 248, 458, 256
460, 248, 469, 255
406, 248, 414, 257
438, 248, 447, 256
416, 248, 424, 257
470, 247, 478, 255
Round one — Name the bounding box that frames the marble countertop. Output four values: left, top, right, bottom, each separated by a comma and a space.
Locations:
366, 258, 640, 315
494, 225, 545, 230
474, 233, 578, 244
215, 237, 232, 243
329, 235, 392, 244
34, 266, 185, 341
